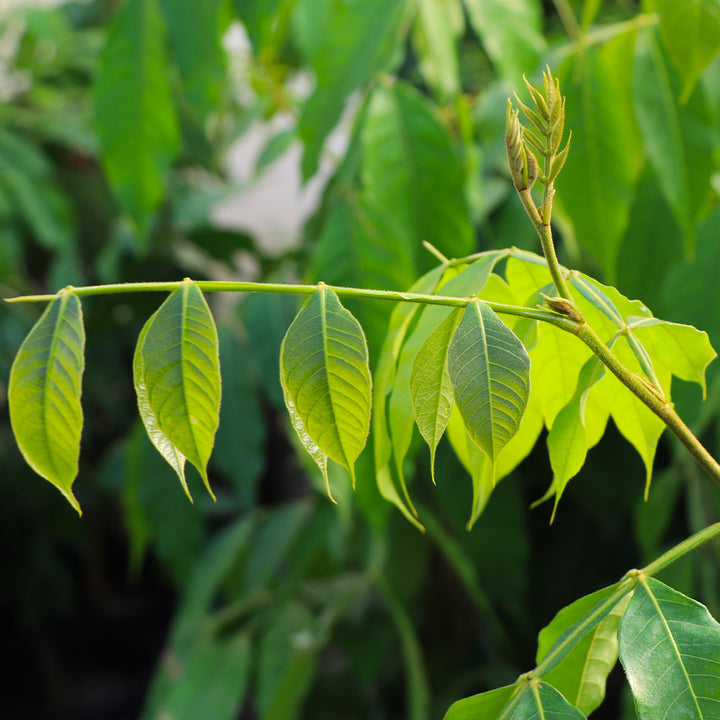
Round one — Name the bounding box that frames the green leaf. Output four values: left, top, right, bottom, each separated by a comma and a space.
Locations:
444, 680, 587, 720
158, 0, 227, 123
294, 0, 408, 178
134, 280, 221, 498
657, 0, 720, 102
412, 0, 462, 99
541, 594, 630, 716
448, 299, 530, 471
144, 632, 251, 720
628, 319, 716, 399
9, 292, 85, 513
546, 356, 606, 520
362, 81, 475, 265
410, 308, 462, 482
556, 44, 639, 278
280, 286, 372, 491
94, 0, 180, 233
463, 0, 545, 86
374, 265, 448, 528
633, 26, 714, 252
619, 577, 720, 720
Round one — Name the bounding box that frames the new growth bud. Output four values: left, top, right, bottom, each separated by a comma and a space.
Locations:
505, 101, 537, 192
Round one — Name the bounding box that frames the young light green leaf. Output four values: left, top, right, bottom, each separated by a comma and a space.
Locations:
280, 286, 371, 489
619, 577, 720, 720
443, 682, 518, 720
657, 0, 720, 102
9, 291, 85, 513
94, 0, 179, 233
410, 308, 462, 483
133, 317, 189, 500
540, 594, 630, 716
546, 357, 606, 520
629, 317, 716, 399
448, 299, 530, 472
135, 280, 221, 498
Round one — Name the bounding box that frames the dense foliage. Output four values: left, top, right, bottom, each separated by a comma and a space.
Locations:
3, 1, 720, 719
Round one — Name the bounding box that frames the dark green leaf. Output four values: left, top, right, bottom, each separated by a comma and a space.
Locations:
657, 0, 720, 101
448, 299, 530, 472
280, 286, 371, 492
362, 81, 475, 265
134, 280, 221, 498
619, 577, 720, 720
94, 0, 180, 232
633, 27, 714, 252
294, 0, 408, 178
464, 0, 545, 86
9, 292, 85, 513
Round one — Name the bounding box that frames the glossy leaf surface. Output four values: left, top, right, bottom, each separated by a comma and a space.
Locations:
280, 286, 371, 488
9, 292, 85, 513
448, 299, 530, 469
134, 281, 221, 497
619, 577, 720, 720
94, 0, 179, 232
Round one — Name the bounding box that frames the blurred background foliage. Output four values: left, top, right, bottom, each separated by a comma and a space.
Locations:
1, 0, 720, 718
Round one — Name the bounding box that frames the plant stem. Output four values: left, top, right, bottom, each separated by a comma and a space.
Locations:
641, 521, 720, 577
5, 280, 579, 330
552, 0, 581, 42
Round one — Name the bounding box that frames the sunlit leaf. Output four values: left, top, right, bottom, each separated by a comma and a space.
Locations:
135, 280, 221, 498
9, 291, 85, 513
94, 0, 179, 233
619, 577, 720, 720
448, 299, 530, 472
280, 286, 371, 491
133, 317, 189, 499
657, 0, 720, 102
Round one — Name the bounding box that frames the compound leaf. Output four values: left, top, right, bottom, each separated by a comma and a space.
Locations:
619, 577, 720, 720
135, 280, 221, 498
280, 286, 371, 490
9, 291, 85, 513
448, 299, 530, 472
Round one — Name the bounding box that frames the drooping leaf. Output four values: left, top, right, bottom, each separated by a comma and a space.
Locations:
633, 26, 714, 253
133, 317, 189, 499
374, 264, 448, 528
443, 683, 517, 720
619, 577, 720, 720
362, 81, 475, 265
280, 286, 372, 490
134, 280, 221, 498
8, 291, 85, 513
293, 0, 408, 178
556, 43, 640, 278
657, 0, 720, 102
410, 308, 462, 482
463, 0, 545, 86
448, 299, 530, 472
546, 356, 606, 519
94, 0, 180, 234
158, 0, 227, 123
540, 594, 630, 716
